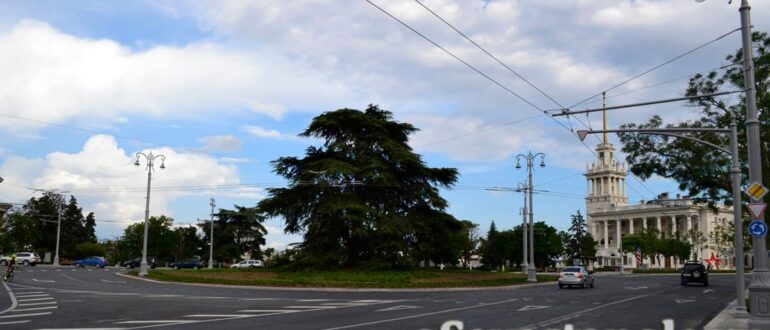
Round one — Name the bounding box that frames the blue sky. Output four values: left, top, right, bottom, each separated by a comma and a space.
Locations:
1, 0, 767, 251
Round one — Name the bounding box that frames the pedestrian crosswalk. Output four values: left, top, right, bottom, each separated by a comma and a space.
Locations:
0, 287, 57, 326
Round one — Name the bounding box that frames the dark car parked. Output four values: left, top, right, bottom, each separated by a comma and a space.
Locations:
170, 259, 204, 269
681, 261, 708, 286
123, 257, 157, 269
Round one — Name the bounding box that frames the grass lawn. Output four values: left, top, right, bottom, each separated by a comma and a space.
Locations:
137, 268, 557, 288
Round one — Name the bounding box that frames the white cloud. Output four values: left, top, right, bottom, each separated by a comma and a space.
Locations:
197, 134, 242, 152
0, 134, 263, 236
240, 125, 284, 139
0, 20, 352, 131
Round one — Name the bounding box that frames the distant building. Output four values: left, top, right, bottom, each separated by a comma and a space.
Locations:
585, 142, 735, 269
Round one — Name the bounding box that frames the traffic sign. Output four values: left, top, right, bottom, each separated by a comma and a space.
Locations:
749, 220, 768, 238
748, 203, 767, 220
577, 130, 589, 141
746, 182, 769, 201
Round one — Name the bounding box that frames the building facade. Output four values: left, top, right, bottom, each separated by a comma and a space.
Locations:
585, 142, 735, 269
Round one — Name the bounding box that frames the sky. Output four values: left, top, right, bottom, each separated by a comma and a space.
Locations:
1, 0, 767, 251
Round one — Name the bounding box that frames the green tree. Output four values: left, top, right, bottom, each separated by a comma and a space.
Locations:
563, 211, 597, 265
480, 221, 504, 269
618, 32, 769, 215
257, 105, 459, 268
173, 225, 200, 262
263, 247, 276, 268
457, 220, 480, 268
532, 222, 563, 269
73, 242, 105, 259
121, 215, 176, 264
200, 206, 267, 264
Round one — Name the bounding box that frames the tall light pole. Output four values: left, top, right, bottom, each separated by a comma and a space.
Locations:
208, 197, 216, 269
517, 183, 528, 274
516, 151, 545, 282
134, 151, 166, 277
53, 193, 65, 266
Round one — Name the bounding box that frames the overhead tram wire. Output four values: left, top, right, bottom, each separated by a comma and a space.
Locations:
567, 27, 742, 110
405, 0, 654, 198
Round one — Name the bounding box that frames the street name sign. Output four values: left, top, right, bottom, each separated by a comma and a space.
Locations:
749, 220, 768, 238
748, 203, 767, 220
746, 182, 768, 201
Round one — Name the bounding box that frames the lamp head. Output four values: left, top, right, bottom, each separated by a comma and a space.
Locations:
134, 159, 140, 166
540, 160, 546, 168
160, 162, 166, 170
515, 162, 521, 169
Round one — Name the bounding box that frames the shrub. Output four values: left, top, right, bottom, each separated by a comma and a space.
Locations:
73, 242, 105, 259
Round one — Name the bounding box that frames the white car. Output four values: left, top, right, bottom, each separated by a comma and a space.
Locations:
0, 252, 42, 266
230, 260, 263, 269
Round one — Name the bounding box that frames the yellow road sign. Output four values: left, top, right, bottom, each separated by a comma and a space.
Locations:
746, 182, 769, 201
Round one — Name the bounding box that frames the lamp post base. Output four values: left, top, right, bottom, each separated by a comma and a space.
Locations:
521, 262, 528, 275
748, 271, 770, 328
53, 256, 60, 267
527, 267, 537, 282
139, 261, 149, 277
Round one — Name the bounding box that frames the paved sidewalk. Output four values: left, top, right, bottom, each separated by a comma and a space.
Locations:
704, 299, 750, 330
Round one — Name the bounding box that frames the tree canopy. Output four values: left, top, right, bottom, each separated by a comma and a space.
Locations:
257, 105, 460, 268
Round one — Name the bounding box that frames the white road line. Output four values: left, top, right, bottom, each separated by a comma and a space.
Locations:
0, 311, 52, 319
12, 306, 58, 312
0, 320, 31, 325
18, 301, 57, 306
353, 300, 397, 303
237, 310, 301, 313
32, 279, 55, 283
322, 298, 521, 330
321, 302, 367, 306
143, 294, 182, 298
14, 294, 49, 298
0, 281, 18, 315
238, 298, 278, 301
62, 274, 88, 284
100, 279, 127, 284
284, 306, 337, 309
115, 320, 199, 324
299, 299, 332, 302
184, 314, 253, 318
17, 297, 54, 302
15, 291, 44, 294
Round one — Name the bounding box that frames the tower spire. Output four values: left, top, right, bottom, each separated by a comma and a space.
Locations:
602, 91, 607, 144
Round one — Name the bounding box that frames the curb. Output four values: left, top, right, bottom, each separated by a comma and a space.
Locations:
703, 299, 750, 330
115, 272, 558, 293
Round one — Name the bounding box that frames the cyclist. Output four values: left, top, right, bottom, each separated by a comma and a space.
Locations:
3, 254, 16, 282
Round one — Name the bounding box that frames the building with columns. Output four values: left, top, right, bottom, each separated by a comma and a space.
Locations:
585, 142, 735, 269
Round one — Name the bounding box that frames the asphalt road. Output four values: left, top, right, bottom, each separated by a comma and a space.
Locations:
0, 265, 735, 329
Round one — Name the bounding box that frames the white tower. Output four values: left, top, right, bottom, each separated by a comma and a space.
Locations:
585, 142, 628, 214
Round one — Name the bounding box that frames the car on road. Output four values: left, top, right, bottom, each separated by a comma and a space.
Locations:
123, 256, 157, 269
170, 259, 204, 269
0, 252, 42, 266
558, 266, 594, 289
230, 260, 263, 269
681, 261, 708, 286
73, 256, 108, 268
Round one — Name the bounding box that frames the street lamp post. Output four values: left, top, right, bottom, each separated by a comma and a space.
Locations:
209, 197, 216, 269
134, 151, 166, 277
516, 151, 545, 282
53, 193, 64, 266
520, 183, 528, 274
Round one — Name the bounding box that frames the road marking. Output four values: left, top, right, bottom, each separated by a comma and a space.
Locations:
675, 299, 695, 304
13, 294, 48, 298
238, 309, 301, 313
322, 299, 521, 330
184, 314, 252, 318
376, 305, 421, 312
704, 289, 714, 293
115, 320, 199, 324
17, 297, 54, 302
239, 298, 278, 301
14, 291, 44, 295
284, 305, 337, 309
354, 300, 397, 303
62, 274, 88, 284
101, 279, 127, 284
56, 269, 61, 272
519, 290, 666, 329
0, 311, 52, 319
0, 320, 30, 325
299, 299, 332, 302
517, 305, 549, 311
321, 302, 367, 306
143, 294, 182, 298
18, 301, 57, 306
32, 279, 55, 283
12, 306, 57, 312
624, 286, 648, 290
0, 281, 19, 315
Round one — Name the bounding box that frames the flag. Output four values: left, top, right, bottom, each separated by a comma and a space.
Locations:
635, 247, 642, 267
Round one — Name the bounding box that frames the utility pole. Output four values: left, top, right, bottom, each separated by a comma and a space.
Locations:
208, 197, 216, 269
